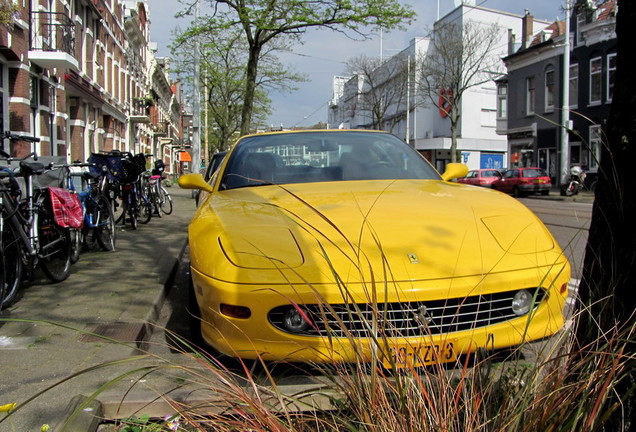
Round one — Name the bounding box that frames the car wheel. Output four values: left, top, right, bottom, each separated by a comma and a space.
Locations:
512, 186, 522, 197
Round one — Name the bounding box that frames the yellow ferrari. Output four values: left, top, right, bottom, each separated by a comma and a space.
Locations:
179, 130, 570, 368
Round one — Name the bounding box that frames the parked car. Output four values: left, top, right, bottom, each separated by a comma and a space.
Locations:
457, 169, 502, 188
194, 151, 228, 205
204, 151, 228, 181
491, 167, 551, 197
178, 130, 570, 368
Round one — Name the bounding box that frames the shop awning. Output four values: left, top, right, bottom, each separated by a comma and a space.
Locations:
179, 151, 192, 162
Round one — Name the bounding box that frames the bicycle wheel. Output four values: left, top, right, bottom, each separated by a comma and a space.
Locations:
91, 192, 116, 251
37, 199, 72, 283
138, 197, 152, 224
1, 220, 24, 309
70, 228, 82, 263
127, 200, 138, 230
159, 186, 173, 215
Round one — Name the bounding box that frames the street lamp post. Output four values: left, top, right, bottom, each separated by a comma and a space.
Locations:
560, 0, 571, 186
191, 0, 201, 174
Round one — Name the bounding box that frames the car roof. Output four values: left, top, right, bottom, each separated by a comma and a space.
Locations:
238, 129, 392, 140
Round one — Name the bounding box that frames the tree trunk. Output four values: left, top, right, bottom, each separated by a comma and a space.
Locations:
240, 45, 261, 136
578, 0, 636, 428
449, 109, 460, 163
579, 0, 636, 340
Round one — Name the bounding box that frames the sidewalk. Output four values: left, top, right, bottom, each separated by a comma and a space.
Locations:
0, 186, 196, 431
525, 187, 595, 204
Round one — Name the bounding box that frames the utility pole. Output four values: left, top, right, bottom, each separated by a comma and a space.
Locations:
406, 55, 410, 145
560, 0, 571, 185
191, 0, 201, 173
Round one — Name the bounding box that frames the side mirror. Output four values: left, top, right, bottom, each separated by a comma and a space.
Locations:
441, 163, 469, 181
178, 173, 214, 193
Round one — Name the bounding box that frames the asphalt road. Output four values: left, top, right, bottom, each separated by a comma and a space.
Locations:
521, 196, 593, 280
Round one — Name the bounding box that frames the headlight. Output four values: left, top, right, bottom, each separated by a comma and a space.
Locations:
283, 308, 309, 333
511, 290, 533, 316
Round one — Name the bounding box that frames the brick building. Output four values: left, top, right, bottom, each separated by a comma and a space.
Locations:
0, 0, 187, 175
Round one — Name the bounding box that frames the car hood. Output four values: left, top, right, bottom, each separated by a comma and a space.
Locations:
189, 180, 564, 285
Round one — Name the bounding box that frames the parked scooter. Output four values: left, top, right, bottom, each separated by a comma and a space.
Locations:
560, 165, 586, 196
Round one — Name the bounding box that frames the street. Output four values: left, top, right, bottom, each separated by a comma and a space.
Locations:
520, 197, 593, 280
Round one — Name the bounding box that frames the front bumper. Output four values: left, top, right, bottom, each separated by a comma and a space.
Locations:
518, 183, 551, 193
191, 262, 570, 364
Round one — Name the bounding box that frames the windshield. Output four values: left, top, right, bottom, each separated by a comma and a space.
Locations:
221, 131, 440, 190
524, 168, 548, 178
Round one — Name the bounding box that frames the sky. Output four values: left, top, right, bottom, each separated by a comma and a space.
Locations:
147, 0, 566, 128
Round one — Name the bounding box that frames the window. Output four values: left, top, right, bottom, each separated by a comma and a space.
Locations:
570, 142, 581, 165
589, 125, 602, 170
30, 76, 39, 108
545, 68, 555, 111
497, 84, 507, 119
576, 13, 586, 46
481, 108, 496, 127
607, 53, 616, 102
590, 57, 602, 105
526, 76, 535, 115
569, 64, 579, 107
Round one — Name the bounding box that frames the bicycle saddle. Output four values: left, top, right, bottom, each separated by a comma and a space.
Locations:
19, 160, 46, 176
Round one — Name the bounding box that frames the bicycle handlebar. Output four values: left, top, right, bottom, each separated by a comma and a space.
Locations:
48, 162, 95, 169
0, 150, 39, 162
1, 131, 41, 143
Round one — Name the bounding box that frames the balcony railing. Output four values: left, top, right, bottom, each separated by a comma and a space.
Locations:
29, 11, 78, 71
129, 98, 152, 123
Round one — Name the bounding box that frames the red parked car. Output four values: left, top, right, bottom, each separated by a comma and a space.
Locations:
491, 167, 551, 197
457, 169, 502, 188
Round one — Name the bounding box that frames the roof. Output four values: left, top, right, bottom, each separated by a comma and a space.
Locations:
529, 21, 565, 47
596, 0, 617, 21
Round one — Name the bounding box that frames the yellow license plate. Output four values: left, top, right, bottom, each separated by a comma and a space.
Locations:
382, 341, 457, 369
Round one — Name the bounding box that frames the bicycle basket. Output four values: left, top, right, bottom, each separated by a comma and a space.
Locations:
88, 153, 118, 183
119, 158, 141, 183
132, 153, 147, 172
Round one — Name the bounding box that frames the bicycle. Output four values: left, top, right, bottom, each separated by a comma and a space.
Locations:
1, 134, 74, 309
110, 152, 152, 230
143, 172, 173, 217
54, 161, 116, 257
149, 158, 173, 215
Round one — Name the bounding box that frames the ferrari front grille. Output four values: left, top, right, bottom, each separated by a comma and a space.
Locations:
268, 288, 546, 338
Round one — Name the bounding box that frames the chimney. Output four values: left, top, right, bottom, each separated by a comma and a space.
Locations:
508, 29, 515, 54
521, 10, 533, 49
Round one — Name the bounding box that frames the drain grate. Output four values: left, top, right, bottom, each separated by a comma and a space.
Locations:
79, 322, 146, 344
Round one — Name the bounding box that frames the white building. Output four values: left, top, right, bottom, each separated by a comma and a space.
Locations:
328, 2, 551, 173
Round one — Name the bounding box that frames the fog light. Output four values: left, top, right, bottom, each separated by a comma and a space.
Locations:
220, 303, 251, 319
283, 308, 309, 333
512, 290, 533, 316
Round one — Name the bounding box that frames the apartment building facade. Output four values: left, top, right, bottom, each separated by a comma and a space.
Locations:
328, 2, 551, 173
498, 0, 616, 185
0, 0, 186, 174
